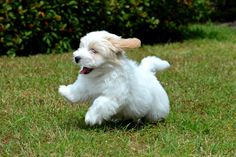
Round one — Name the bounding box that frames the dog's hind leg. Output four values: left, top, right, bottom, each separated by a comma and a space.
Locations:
145, 106, 169, 122
145, 99, 170, 122
85, 96, 120, 126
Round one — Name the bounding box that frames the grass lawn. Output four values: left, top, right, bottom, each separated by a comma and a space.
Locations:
0, 24, 236, 156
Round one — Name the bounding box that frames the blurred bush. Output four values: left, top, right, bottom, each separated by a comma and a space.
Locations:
210, 0, 236, 22
0, 0, 211, 56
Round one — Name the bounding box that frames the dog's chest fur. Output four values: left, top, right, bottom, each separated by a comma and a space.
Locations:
80, 59, 135, 101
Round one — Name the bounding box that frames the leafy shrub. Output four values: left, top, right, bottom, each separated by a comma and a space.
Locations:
0, 0, 81, 56
0, 0, 211, 56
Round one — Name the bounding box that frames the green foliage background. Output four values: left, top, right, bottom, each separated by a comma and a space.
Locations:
0, 0, 211, 56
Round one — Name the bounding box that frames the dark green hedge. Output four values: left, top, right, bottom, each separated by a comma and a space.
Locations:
0, 0, 211, 56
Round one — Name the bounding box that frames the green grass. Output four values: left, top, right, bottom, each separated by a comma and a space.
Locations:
1, 24, 236, 156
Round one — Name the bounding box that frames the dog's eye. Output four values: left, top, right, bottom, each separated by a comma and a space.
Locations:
90, 48, 97, 54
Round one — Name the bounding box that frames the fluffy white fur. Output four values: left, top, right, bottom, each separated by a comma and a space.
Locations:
58, 31, 170, 126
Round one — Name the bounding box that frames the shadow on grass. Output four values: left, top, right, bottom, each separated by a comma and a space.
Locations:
182, 23, 234, 41
62, 115, 166, 132
137, 23, 232, 46
183, 26, 218, 40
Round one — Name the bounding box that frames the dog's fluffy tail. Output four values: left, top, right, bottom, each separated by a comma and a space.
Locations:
139, 56, 170, 74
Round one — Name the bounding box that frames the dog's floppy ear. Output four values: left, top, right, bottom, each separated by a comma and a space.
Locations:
109, 38, 141, 49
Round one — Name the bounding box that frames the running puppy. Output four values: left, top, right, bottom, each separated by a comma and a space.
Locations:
59, 31, 170, 126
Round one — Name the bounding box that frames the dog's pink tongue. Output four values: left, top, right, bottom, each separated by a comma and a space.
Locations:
80, 67, 93, 74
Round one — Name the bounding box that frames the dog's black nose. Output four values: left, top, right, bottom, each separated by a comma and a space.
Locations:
74, 56, 81, 63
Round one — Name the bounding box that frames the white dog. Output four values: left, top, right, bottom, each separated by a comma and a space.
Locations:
59, 31, 170, 126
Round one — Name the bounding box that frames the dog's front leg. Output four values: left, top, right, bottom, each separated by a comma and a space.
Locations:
58, 83, 86, 103
85, 96, 120, 126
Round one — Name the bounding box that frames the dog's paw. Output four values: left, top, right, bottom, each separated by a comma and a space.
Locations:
58, 85, 69, 96
58, 85, 76, 103
85, 111, 103, 126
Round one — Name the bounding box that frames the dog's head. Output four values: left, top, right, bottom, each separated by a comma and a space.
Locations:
73, 31, 141, 75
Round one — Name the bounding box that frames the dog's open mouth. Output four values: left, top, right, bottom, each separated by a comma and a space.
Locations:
80, 67, 94, 74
